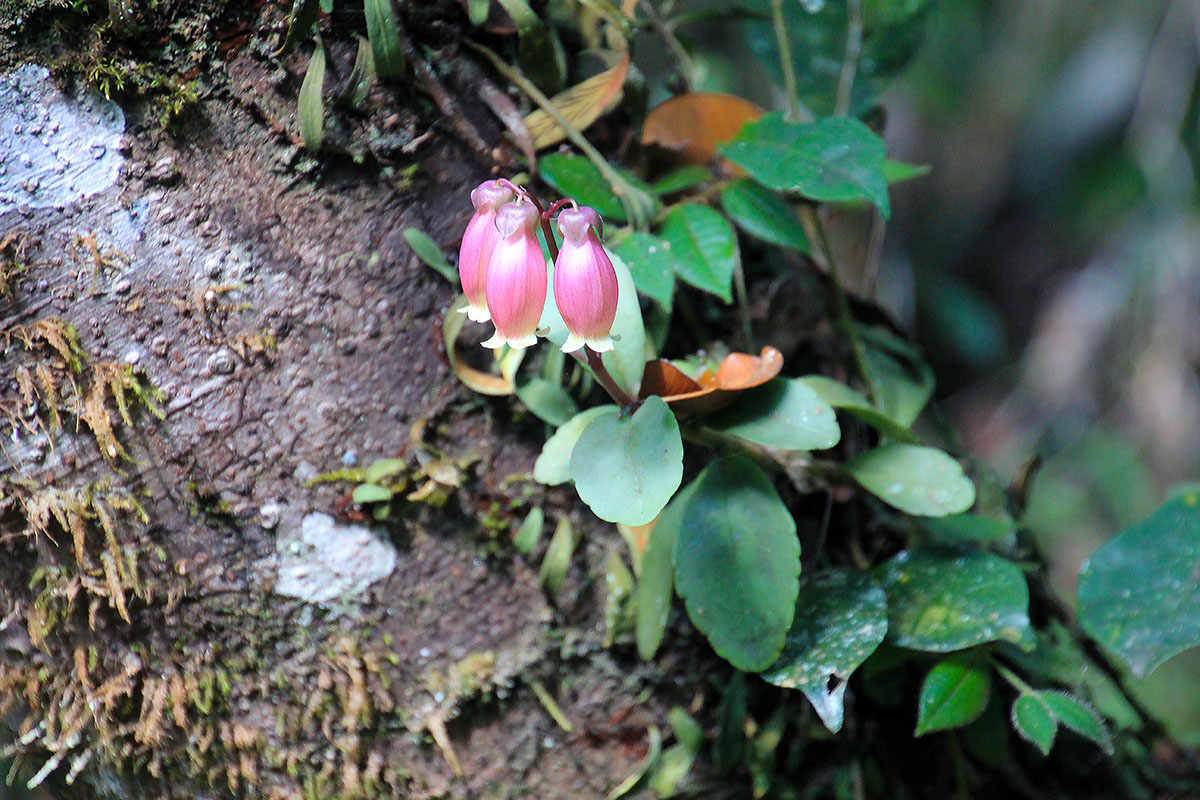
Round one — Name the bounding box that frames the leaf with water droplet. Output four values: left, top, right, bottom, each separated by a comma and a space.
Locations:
760, 570, 887, 732
847, 444, 975, 517
874, 547, 1033, 652
1077, 493, 1200, 678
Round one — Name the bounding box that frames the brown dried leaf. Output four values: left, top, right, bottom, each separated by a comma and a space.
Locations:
523, 52, 630, 150
642, 92, 764, 169
639, 346, 784, 415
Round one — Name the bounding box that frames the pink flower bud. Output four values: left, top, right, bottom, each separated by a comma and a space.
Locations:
553, 207, 618, 353
458, 180, 515, 323
482, 200, 547, 349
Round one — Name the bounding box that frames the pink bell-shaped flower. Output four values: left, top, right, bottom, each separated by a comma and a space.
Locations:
458, 180, 515, 323
482, 200, 547, 349
553, 206, 618, 353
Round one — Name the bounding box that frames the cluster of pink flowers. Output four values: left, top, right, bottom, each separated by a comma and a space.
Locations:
457, 179, 618, 354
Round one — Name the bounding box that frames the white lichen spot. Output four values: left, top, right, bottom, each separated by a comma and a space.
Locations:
274, 512, 396, 607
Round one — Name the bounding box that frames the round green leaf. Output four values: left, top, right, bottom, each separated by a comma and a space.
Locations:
720, 179, 810, 252
874, 548, 1033, 652
533, 405, 617, 486
707, 378, 841, 451
760, 570, 887, 733
846, 444, 975, 517
1011, 694, 1056, 755
673, 457, 799, 671
570, 397, 683, 526
915, 656, 992, 736
719, 115, 891, 218
1078, 493, 1200, 678
659, 204, 738, 302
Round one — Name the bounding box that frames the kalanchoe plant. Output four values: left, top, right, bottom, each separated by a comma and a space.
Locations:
457, 180, 515, 323
480, 198, 547, 350
552, 205, 618, 354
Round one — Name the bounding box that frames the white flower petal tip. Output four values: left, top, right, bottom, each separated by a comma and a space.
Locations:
482, 331, 537, 350
560, 334, 586, 354
459, 304, 492, 323
585, 337, 614, 353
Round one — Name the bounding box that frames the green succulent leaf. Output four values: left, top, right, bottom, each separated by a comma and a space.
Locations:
846, 444, 975, 517
570, 397, 683, 526
636, 480, 696, 660
533, 405, 617, 486
707, 378, 841, 451
516, 378, 579, 426
673, 457, 799, 671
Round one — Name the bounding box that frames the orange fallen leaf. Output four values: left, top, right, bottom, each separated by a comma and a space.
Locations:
641, 92, 764, 169
523, 51, 630, 149
639, 346, 784, 415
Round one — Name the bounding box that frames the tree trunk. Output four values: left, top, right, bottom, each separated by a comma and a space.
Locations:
0, 5, 662, 798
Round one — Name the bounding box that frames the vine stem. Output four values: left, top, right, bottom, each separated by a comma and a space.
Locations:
582, 348, 634, 408
798, 203, 878, 400
834, 0, 864, 116
771, 0, 814, 123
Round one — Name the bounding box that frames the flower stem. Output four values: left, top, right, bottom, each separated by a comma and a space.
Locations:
771, 0, 814, 123
582, 348, 634, 407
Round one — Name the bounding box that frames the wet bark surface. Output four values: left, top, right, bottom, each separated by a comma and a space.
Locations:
0, 10, 672, 798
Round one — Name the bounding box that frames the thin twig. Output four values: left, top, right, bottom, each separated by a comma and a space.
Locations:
834, 0, 864, 116
771, 0, 813, 123
732, 254, 754, 351
798, 204, 877, 400
639, 0, 696, 92
399, 34, 492, 158
469, 42, 657, 228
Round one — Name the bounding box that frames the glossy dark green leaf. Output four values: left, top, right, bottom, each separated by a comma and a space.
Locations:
874, 548, 1033, 652
1011, 694, 1056, 755
611, 232, 676, 310
571, 397, 683, 526
720, 179, 810, 252
298, 42, 325, 151
673, 457, 799, 671
719, 115, 891, 217
915, 656, 992, 735
1077, 493, 1200, 678
847, 444, 975, 517
516, 377, 579, 426
707, 378, 840, 451
363, 0, 405, 79
533, 405, 616, 486
403, 228, 455, 282
540, 153, 647, 222
659, 204, 738, 302
760, 570, 887, 732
